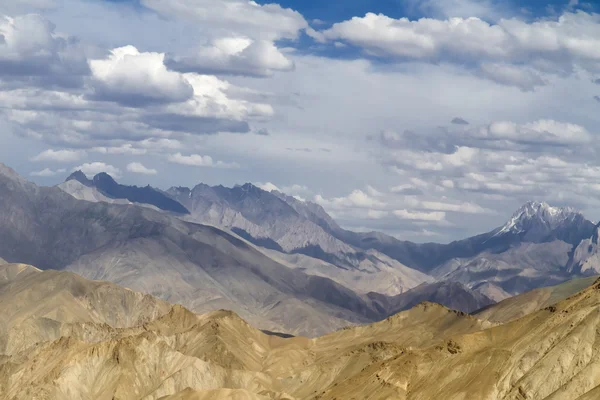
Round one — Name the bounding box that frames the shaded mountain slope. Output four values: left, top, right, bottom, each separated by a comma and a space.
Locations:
66, 171, 189, 214
367, 281, 494, 315
309, 277, 600, 400
0, 263, 171, 355
474, 275, 600, 323
260, 247, 433, 296
0, 164, 386, 337
62, 168, 598, 301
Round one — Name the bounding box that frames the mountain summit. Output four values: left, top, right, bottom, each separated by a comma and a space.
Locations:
493, 201, 593, 245
64, 171, 189, 214
65, 170, 92, 186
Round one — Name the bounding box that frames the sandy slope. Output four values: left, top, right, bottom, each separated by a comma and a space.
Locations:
4, 263, 600, 399
475, 275, 600, 323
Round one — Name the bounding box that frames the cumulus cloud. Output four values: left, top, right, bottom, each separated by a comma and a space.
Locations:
89, 46, 194, 107
373, 115, 600, 223
126, 162, 157, 175
393, 209, 447, 221
91, 144, 147, 156
73, 162, 121, 178
256, 182, 280, 192
404, 198, 489, 214
167, 152, 240, 168
367, 209, 388, 219
0, 14, 89, 87
141, 0, 308, 40
0, 42, 274, 150
321, 11, 600, 89
30, 167, 65, 177
390, 184, 424, 196
380, 119, 593, 157
315, 189, 386, 209
404, 0, 502, 19
166, 37, 294, 77
31, 149, 84, 162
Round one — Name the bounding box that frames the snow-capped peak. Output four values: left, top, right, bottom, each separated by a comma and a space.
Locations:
495, 201, 581, 236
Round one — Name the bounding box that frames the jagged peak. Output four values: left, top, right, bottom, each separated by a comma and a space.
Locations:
93, 172, 118, 185
66, 170, 92, 186
0, 163, 29, 185
495, 200, 583, 236
238, 182, 262, 192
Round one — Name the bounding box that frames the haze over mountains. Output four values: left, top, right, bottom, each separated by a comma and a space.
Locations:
4, 162, 600, 398
64, 168, 600, 301
3, 162, 600, 338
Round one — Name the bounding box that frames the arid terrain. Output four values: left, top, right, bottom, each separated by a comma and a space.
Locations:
2, 260, 600, 400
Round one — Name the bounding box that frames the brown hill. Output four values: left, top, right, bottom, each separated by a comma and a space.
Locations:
474, 275, 599, 323
4, 263, 600, 399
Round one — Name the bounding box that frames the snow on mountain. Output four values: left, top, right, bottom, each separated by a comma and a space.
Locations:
496, 201, 579, 235
492, 201, 593, 245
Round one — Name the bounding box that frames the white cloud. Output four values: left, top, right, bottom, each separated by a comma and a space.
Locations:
366, 185, 384, 197
405, 0, 502, 19
405, 198, 489, 214
31, 149, 84, 163
89, 45, 194, 106
256, 182, 280, 192
0, 14, 88, 86
91, 144, 147, 155
164, 73, 274, 121
126, 162, 157, 175
73, 162, 121, 178
30, 167, 65, 177
315, 189, 386, 209
393, 209, 447, 221
167, 152, 240, 168
167, 37, 294, 77
367, 209, 388, 219
321, 11, 600, 88
141, 0, 308, 40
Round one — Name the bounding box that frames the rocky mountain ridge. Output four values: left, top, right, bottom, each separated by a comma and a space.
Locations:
58, 168, 600, 303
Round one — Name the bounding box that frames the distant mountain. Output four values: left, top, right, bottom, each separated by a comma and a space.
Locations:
265, 190, 598, 297
0, 164, 396, 336
167, 183, 430, 295
0, 262, 171, 355
60, 169, 600, 301
490, 201, 595, 245
367, 281, 494, 315
65, 171, 190, 214
474, 275, 599, 323
569, 224, 600, 275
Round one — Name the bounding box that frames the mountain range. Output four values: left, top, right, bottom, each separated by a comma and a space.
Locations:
1, 163, 600, 337
65, 169, 600, 300
2, 260, 600, 399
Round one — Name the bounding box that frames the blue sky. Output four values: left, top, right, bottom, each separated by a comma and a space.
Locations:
1, 0, 600, 242
104, 0, 590, 22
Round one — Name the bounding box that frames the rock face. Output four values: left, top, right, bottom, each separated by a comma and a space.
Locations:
491, 200, 595, 245
0, 263, 171, 355
65, 171, 190, 214
169, 180, 599, 298
368, 281, 495, 315
4, 267, 600, 400
167, 183, 431, 296
0, 164, 388, 337
569, 225, 600, 275
474, 275, 600, 323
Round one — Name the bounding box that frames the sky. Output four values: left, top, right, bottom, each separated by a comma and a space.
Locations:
1, 0, 600, 243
